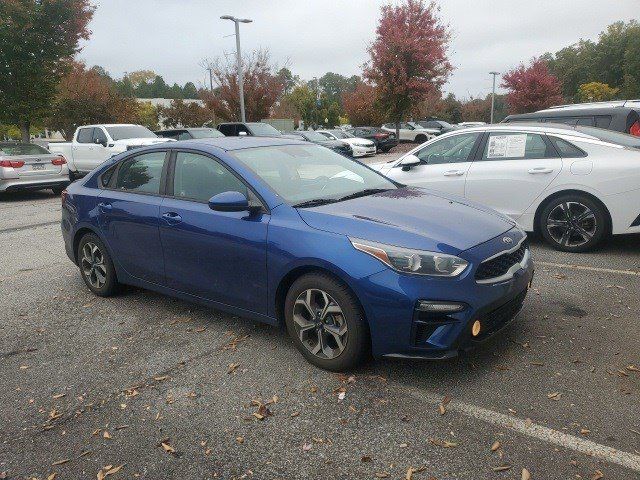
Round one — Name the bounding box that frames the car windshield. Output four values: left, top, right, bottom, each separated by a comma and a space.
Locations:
574, 126, 640, 148
0, 143, 49, 155
248, 123, 282, 136
189, 128, 224, 139
106, 125, 157, 140
232, 144, 397, 205
303, 131, 331, 142
328, 130, 353, 139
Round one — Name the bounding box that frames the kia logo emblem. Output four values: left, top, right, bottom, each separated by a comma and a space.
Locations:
502, 237, 513, 244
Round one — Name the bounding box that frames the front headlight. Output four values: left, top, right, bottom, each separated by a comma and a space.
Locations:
350, 238, 468, 277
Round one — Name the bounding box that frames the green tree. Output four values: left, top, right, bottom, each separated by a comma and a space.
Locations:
183, 82, 199, 99
0, 0, 95, 141
578, 82, 619, 102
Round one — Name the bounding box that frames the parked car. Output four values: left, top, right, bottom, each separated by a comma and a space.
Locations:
216, 122, 283, 137
381, 122, 437, 143
0, 142, 69, 194
374, 124, 640, 252
416, 119, 460, 135
49, 124, 173, 178
61, 136, 533, 370
155, 128, 225, 140
503, 105, 640, 137
316, 129, 377, 157
347, 126, 398, 152
525, 123, 640, 149
457, 122, 487, 127
285, 131, 353, 157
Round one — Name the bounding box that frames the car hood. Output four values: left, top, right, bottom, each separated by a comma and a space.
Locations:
296, 187, 515, 254
112, 137, 174, 146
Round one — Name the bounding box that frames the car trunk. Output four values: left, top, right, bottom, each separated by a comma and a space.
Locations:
3, 154, 61, 177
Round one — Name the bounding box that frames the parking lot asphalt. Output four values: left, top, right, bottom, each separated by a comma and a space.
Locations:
1, 171, 639, 479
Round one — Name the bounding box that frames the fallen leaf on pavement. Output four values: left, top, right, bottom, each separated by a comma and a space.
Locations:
161, 442, 175, 454
52, 393, 66, 399
521, 468, 531, 480
227, 363, 240, 374
580, 428, 590, 435
52, 459, 70, 466
154, 375, 168, 381
547, 392, 561, 400
406, 466, 426, 479
429, 438, 457, 448
103, 431, 111, 439
236, 436, 244, 444
492, 464, 511, 472
592, 470, 604, 480
47, 474, 56, 480
361, 455, 372, 462
302, 443, 312, 452
375, 473, 389, 478
491, 441, 501, 452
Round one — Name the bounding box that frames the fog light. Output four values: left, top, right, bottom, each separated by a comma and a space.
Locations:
416, 301, 466, 313
471, 320, 481, 337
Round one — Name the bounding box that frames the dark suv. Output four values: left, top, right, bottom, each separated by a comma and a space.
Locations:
503, 105, 640, 137
216, 122, 283, 137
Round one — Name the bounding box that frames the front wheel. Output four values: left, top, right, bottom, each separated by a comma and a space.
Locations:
284, 273, 370, 371
414, 134, 427, 144
539, 194, 608, 252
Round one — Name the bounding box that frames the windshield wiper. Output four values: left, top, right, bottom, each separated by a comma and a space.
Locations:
292, 198, 338, 208
337, 188, 390, 202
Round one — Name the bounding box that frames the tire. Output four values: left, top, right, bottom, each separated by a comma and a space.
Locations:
284, 273, 370, 371
77, 233, 120, 296
539, 193, 609, 252
380, 147, 391, 153
414, 134, 427, 144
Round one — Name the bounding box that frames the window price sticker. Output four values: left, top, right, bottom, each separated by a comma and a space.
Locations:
487, 134, 527, 158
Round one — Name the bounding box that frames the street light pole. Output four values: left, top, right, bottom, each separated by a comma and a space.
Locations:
221, 15, 252, 123
489, 71, 500, 124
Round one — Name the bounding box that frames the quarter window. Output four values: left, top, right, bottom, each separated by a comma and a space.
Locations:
414, 133, 480, 165
482, 133, 551, 160
549, 137, 587, 158
172, 152, 247, 203
114, 151, 166, 194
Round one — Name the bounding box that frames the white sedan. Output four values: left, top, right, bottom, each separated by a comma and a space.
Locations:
316, 130, 377, 157
381, 122, 438, 143
374, 124, 640, 252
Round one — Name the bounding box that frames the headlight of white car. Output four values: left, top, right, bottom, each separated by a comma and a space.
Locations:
350, 238, 468, 277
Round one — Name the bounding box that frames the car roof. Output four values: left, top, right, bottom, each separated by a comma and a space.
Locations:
505, 106, 637, 120
445, 123, 597, 139
171, 136, 307, 151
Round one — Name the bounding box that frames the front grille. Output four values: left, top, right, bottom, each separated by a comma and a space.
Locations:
475, 240, 528, 281
477, 290, 527, 339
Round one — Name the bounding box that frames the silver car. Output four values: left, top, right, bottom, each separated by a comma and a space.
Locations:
0, 142, 70, 194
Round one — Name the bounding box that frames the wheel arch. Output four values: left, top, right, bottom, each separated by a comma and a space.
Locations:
274, 265, 369, 332
533, 189, 612, 235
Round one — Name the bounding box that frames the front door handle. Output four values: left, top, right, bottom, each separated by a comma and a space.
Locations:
98, 202, 112, 212
443, 170, 465, 176
528, 167, 554, 174
162, 212, 182, 225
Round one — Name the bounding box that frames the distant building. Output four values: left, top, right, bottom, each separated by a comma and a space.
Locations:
136, 98, 205, 109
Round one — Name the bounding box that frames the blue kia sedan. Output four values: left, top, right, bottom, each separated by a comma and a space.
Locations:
61, 137, 533, 371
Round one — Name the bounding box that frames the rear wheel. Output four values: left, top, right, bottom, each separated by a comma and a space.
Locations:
414, 134, 427, 144
539, 193, 608, 252
284, 273, 370, 371
77, 233, 120, 296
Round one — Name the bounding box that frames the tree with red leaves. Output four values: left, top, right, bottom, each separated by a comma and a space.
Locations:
502, 58, 564, 114
342, 82, 385, 126
0, 0, 95, 141
48, 63, 140, 140
200, 50, 284, 122
364, 0, 452, 136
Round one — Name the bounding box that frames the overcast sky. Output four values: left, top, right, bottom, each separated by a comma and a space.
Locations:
79, 0, 638, 99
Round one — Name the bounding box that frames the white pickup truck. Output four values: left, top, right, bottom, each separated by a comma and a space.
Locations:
50, 124, 173, 177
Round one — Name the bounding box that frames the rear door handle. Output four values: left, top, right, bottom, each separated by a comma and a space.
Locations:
162, 212, 182, 225
528, 167, 554, 174
98, 202, 112, 212
443, 170, 465, 176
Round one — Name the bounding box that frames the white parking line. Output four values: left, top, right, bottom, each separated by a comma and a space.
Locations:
537, 261, 640, 277
400, 386, 640, 472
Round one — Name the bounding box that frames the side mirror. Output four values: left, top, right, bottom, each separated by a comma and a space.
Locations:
238, 131, 248, 137
208, 191, 249, 212
399, 154, 421, 171
95, 138, 106, 147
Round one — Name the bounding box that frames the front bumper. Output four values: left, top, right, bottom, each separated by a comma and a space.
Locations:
351, 145, 377, 157
358, 231, 534, 359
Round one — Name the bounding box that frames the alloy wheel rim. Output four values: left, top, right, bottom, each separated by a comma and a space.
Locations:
293, 289, 348, 360
546, 201, 597, 248
80, 242, 107, 289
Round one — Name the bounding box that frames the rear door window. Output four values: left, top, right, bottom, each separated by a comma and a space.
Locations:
482, 132, 553, 160
114, 151, 166, 195
595, 116, 612, 128
77, 128, 94, 143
